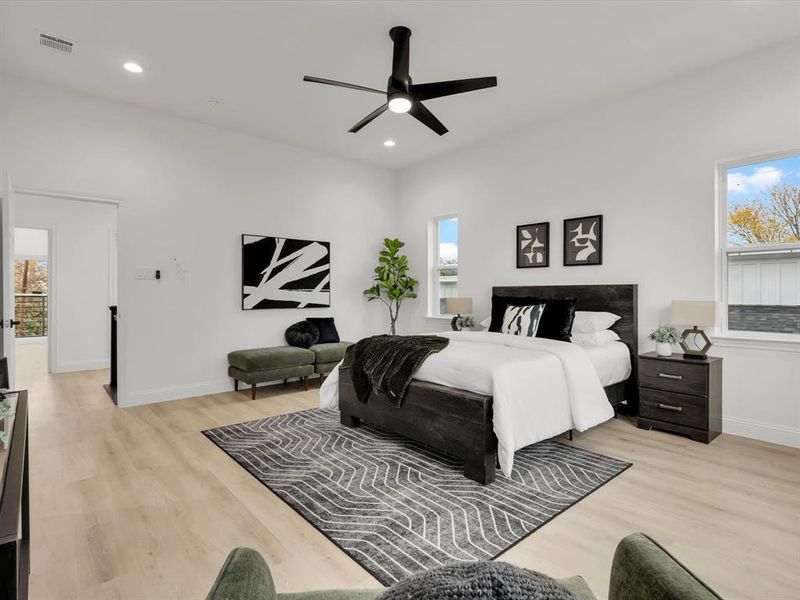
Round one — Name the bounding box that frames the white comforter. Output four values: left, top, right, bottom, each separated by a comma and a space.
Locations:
319, 331, 614, 476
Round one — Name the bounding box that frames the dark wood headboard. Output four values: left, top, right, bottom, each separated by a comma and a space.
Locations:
492, 284, 639, 410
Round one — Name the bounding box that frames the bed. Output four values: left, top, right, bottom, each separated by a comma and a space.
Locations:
324, 284, 638, 484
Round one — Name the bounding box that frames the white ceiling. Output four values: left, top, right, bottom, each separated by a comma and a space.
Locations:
1, 1, 799, 170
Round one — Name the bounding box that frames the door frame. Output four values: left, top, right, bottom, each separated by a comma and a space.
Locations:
13, 188, 122, 390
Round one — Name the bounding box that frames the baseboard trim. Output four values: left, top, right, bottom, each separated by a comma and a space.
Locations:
723, 416, 800, 448
122, 378, 234, 407
121, 375, 316, 407
55, 359, 110, 373
15, 336, 47, 346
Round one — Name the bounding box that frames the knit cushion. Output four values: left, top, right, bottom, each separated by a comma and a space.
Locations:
227, 346, 314, 371
307, 317, 340, 343
285, 321, 320, 348
378, 562, 579, 600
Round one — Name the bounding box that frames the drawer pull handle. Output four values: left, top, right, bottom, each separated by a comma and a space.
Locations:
658, 403, 683, 412
658, 373, 683, 380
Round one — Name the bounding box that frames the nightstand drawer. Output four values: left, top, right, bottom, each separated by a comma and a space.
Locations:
640, 388, 707, 429
639, 359, 707, 397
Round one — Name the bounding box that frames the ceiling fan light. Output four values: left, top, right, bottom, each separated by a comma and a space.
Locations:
388, 95, 412, 113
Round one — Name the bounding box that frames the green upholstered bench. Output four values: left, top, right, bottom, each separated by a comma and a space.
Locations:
206, 533, 724, 600
309, 341, 353, 383
228, 346, 315, 399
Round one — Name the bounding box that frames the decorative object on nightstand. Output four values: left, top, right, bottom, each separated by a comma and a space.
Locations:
648, 325, 680, 357
445, 297, 473, 331
637, 352, 722, 443
671, 300, 716, 359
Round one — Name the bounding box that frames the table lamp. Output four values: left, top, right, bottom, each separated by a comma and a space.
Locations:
445, 297, 473, 331
671, 300, 717, 359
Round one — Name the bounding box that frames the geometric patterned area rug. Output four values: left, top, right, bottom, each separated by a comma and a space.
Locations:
203, 408, 630, 585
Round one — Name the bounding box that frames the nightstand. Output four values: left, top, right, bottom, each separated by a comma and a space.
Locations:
637, 352, 722, 443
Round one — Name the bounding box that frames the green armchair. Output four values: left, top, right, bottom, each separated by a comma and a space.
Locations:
206, 533, 723, 600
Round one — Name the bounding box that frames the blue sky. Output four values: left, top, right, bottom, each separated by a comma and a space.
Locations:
727, 155, 799, 209
438, 217, 458, 263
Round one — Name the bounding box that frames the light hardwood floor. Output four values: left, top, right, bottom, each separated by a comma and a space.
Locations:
16, 343, 800, 599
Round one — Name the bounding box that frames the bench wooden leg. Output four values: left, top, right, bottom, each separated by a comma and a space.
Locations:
283, 379, 288, 385
464, 449, 497, 485
303, 375, 309, 391
233, 379, 239, 392
320, 373, 326, 385
251, 384, 257, 400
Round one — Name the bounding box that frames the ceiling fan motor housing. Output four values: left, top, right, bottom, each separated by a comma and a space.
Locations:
302, 24, 497, 135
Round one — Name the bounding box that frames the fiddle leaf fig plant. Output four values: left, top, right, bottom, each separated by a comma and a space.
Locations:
364, 238, 418, 335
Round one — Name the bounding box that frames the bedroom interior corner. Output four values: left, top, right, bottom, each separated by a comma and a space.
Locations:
0, 2, 798, 600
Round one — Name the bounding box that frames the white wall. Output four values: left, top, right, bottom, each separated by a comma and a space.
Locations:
396, 40, 800, 447
0, 75, 397, 405
15, 195, 117, 372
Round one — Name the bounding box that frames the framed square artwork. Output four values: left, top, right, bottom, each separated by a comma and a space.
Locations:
563, 215, 602, 266
517, 222, 549, 268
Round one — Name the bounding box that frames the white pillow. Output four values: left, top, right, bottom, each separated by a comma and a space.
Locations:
479, 316, 492, 329
571, 330, 621, 346
501, 304, 546, 337
571, 311, 621, 334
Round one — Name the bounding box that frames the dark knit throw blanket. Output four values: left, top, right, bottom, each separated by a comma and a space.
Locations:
341, 334, 449, 406
378, 562, 580, 600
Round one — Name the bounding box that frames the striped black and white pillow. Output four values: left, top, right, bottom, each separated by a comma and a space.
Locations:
500, 304, 546, 337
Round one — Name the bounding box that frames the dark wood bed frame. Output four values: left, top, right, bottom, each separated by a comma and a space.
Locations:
339, 284, 638, 484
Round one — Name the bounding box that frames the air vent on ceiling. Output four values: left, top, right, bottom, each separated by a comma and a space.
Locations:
39, 33, 75, 54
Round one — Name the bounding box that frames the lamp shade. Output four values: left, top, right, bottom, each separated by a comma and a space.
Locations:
445, 297, 473, 315
671, 300, 716, 326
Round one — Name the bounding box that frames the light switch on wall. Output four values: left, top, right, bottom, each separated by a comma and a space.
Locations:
135, 268, 160, 280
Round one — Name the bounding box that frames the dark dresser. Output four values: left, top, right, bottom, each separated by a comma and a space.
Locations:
637, 352, 722, 443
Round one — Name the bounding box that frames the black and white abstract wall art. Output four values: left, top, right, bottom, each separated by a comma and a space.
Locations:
242, 234, 331, 309
516, 222, 549, 268
563, 215, 603, 266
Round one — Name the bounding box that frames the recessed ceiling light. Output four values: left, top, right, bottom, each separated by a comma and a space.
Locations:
383, 139, 396, 147
123, 62, 143, 74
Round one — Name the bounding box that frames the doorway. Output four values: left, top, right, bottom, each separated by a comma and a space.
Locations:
13, 192, 119, 392
14, 227, 49, 386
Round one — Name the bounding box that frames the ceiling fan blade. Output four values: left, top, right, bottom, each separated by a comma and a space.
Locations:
408, 101, 448, 136
410, 76, 497, 101
303, 76, 385, 95
348, 104, 389, 133
389, 26, 411, 85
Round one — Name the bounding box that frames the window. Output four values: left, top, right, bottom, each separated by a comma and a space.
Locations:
720, 152, 800, 336
14, 258, 48, 338
431, 216, 458, 316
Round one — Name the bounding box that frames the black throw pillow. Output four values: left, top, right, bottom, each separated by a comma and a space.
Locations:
306, 317, 340, 344
489, 295, 577, 342
285, 321, 319, 348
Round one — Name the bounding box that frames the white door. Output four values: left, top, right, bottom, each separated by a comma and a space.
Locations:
0, 174, 16, 389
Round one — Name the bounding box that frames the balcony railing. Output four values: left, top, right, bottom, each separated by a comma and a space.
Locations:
15, 294, 47, 338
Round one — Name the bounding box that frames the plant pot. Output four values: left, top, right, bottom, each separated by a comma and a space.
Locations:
655, 342, 673, 357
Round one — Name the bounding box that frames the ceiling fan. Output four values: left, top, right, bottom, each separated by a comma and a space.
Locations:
303, 26, 497, 136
